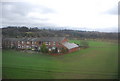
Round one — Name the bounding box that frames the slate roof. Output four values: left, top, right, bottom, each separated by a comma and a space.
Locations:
35, 37, 65, 42
22, 38, 33, 41
62, 42, 79, 49
3, 37, 65, 42
3, 38, 23, 42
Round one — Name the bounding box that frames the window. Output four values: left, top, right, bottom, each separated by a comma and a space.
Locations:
27, 41, 30, 44
58, 49, 60, 53
32, 41, 34, 44
18, 41, 20, 44
49, 42, 51, 45
45, 42, 49, 45
49, 48, 52, 51
53, 42, 56, 45
22, 41, 24, 44
52, 47, 55, 50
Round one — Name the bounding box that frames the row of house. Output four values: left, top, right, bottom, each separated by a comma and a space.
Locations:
2, 37, 79, 53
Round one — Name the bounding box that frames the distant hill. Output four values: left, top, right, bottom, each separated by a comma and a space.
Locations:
2, 26, 118, 40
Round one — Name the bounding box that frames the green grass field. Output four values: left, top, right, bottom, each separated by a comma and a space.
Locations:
2, 40, 118, 79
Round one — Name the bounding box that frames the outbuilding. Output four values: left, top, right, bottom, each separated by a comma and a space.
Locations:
62, 42, 79, 53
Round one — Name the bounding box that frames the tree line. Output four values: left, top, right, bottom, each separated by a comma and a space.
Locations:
2, 26, 118, 40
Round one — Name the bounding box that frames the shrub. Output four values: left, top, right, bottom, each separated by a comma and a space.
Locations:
61, 47, 68, 53
27, 48, 32, 50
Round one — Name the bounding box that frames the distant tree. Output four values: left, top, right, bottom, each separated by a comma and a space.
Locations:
40, 43, 48, 53
19, 26, 29, 32
2, 26, 118, 40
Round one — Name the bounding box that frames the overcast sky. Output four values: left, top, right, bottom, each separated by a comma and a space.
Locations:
0, 0, 119, 32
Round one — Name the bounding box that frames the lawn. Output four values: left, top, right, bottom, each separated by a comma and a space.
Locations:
2, 40, 118, 79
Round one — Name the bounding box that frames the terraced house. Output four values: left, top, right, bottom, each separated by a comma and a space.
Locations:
2, 37, 79, 53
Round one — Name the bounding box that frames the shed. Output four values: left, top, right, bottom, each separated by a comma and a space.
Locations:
62, 42, 79, 53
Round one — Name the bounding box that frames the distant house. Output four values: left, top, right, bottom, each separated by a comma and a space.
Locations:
2, 37, 79, 53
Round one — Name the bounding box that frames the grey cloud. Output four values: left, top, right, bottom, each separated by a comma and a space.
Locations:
30, 17, 49, 21
38, 5, 56, 14
1, 2, 56, 27
105, 5, 118, 15
119, 2, 120, 15
2, 2, 31, 17
2, 2, 56, 16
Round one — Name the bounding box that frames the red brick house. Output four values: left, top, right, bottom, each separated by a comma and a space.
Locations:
2, 37, 79, 53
